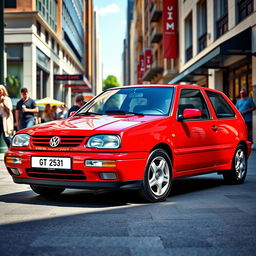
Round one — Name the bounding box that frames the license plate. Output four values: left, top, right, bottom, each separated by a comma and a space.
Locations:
31, 156, 71, 169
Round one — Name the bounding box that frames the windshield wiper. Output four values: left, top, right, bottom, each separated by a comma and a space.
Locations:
105, 110, 144, 116
75, 112, 102, 116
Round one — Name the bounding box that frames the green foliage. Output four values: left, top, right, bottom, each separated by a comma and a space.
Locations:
6, 75, 21, 98
103, 75, 120, 91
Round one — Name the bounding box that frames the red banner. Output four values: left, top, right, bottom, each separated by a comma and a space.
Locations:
163, 0, 178, 58
137, 53, 145, 84
144, 48, 152, 72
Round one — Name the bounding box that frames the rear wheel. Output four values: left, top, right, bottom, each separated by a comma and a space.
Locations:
223, 145, 247, 184
30, 185, 65, 197
139, 149, 172, 202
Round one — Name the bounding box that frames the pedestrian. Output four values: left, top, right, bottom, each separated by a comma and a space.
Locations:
68, 95, 85, 117
0, 84, 14, 147
15, 88, 39, 130
42, 104, 54, 122
57, 104, 68, 119
236, 88, 256, 146
51, 105, 58, 120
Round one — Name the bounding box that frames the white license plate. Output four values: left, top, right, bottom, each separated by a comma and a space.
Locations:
31, 156, 71, 169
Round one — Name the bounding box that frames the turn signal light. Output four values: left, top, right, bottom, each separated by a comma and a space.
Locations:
85, 160, 116, 168
5, 157, 22, 165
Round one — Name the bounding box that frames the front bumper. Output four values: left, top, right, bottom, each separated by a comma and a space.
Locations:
5, 150, 148, 190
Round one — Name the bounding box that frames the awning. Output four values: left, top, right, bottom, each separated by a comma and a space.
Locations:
169, 28, 255, 84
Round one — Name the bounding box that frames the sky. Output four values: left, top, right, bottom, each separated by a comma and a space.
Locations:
94, 0, 127, 84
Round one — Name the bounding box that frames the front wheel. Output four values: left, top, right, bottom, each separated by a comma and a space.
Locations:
30, 185, 65, 197
223, 145, 247, 184
139, 149, 172, 202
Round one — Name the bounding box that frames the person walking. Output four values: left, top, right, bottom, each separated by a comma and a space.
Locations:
68, 95, 85, 117
15, 88, 39, 130
0, 85, 14, 147
236, 88, 256, 146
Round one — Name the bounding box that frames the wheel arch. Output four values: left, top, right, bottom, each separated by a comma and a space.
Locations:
237, 140, 248, 158
151, 143, 173, 163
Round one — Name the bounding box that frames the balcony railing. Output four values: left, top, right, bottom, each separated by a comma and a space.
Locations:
150, 27, 162, 44
150, 4, 162, 22
238, 0, 253, 22
198, 32, 207, 52
185, 46, 193, 62
216, 13, 228, 39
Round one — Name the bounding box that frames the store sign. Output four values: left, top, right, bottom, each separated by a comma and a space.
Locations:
54, 74, 84, 81
144, 49, 152, 72
64, 84, 89, 88
163, 0, 178, 58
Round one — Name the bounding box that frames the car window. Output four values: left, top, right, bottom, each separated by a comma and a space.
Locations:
78, 87, 174, 116
178, 89, 210, 120
206, 91, 235, 119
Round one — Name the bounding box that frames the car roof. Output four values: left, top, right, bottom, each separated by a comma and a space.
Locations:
109, 84, 207, 91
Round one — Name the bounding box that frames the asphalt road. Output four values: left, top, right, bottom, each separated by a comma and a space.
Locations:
0, 152, 255, 256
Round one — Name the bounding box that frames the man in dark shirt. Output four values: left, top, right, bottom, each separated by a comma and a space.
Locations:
15, 88, 39, 130
68, 95, 85, 117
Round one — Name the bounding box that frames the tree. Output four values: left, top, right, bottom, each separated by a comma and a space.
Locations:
6, 75, 21, 98
103, 75, 120, 91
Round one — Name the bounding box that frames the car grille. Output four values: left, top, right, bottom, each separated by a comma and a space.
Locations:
31, 135, 85, 147
26, 168, 86, 180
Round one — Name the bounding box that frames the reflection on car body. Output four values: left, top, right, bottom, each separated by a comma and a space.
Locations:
5, 85, 251, 202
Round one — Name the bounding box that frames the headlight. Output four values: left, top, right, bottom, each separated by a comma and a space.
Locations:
11, 134, 30, 147
86, 135, 120, 149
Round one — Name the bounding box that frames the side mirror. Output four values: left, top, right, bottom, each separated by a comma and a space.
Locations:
178, 109, 201, 121
69, 111, 76, 117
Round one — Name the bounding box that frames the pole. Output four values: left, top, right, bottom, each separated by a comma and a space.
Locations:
0, 0, 4, 84
0, 1, 7, 153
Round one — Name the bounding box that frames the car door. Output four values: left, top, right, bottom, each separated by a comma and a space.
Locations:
173, 88, 220, 173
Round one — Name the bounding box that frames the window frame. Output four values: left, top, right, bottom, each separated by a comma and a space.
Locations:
177, 89, 211, 121
205, 90, 236, 119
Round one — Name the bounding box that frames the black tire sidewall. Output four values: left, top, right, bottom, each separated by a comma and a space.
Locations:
142, 149, 172, 202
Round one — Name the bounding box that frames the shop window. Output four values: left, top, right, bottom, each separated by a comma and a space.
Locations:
215, 0, 228, 39
237, 0, 254, 22
185, 13, 193, 62
4, 0, 16, 8
197, 0, 207, 53
51, 38, 55, 51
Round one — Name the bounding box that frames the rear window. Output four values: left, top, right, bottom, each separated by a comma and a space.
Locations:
206, 91, 235, 119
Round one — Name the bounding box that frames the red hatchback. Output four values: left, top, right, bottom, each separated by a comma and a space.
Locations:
5, 85, 251, 202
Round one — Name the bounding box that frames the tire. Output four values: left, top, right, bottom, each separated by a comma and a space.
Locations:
139, 149, 172, 202
223, 145, 247, 184
30, 185, 65, 197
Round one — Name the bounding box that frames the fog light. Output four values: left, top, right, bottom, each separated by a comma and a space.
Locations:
5, 156, 22, 165
99, 172, 117, 180
9, 168, 21, 176
85, 160, 116, 168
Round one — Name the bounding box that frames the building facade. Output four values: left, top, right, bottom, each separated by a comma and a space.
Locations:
4, 0, 95, 106
127, 0, 179, 85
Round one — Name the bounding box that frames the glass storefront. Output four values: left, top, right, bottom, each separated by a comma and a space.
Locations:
226, 59, 252, 104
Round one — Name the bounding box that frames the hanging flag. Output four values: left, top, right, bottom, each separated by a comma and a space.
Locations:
163, 0, 178, 58
144, 48, 152, 72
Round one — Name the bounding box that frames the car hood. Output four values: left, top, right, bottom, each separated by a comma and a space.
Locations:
23, 115, 164, 136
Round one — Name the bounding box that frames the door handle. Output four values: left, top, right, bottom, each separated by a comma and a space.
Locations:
211, 125, 218, 131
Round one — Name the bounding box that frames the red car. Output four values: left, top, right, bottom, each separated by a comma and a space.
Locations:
5, 85, 251, 202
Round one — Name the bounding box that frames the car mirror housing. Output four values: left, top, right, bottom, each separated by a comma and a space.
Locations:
178, 109, 202, 121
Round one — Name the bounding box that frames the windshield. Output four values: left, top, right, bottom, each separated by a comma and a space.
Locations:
76, 87, 174, 116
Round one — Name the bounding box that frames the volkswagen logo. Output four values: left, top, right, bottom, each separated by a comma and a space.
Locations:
49, 136, 61, 147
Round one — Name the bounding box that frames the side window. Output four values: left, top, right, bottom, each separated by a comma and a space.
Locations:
206, 91, 235, 119
178, 89, 210, 120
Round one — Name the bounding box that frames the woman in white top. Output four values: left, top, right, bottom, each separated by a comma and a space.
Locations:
0, 84, 14, 147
